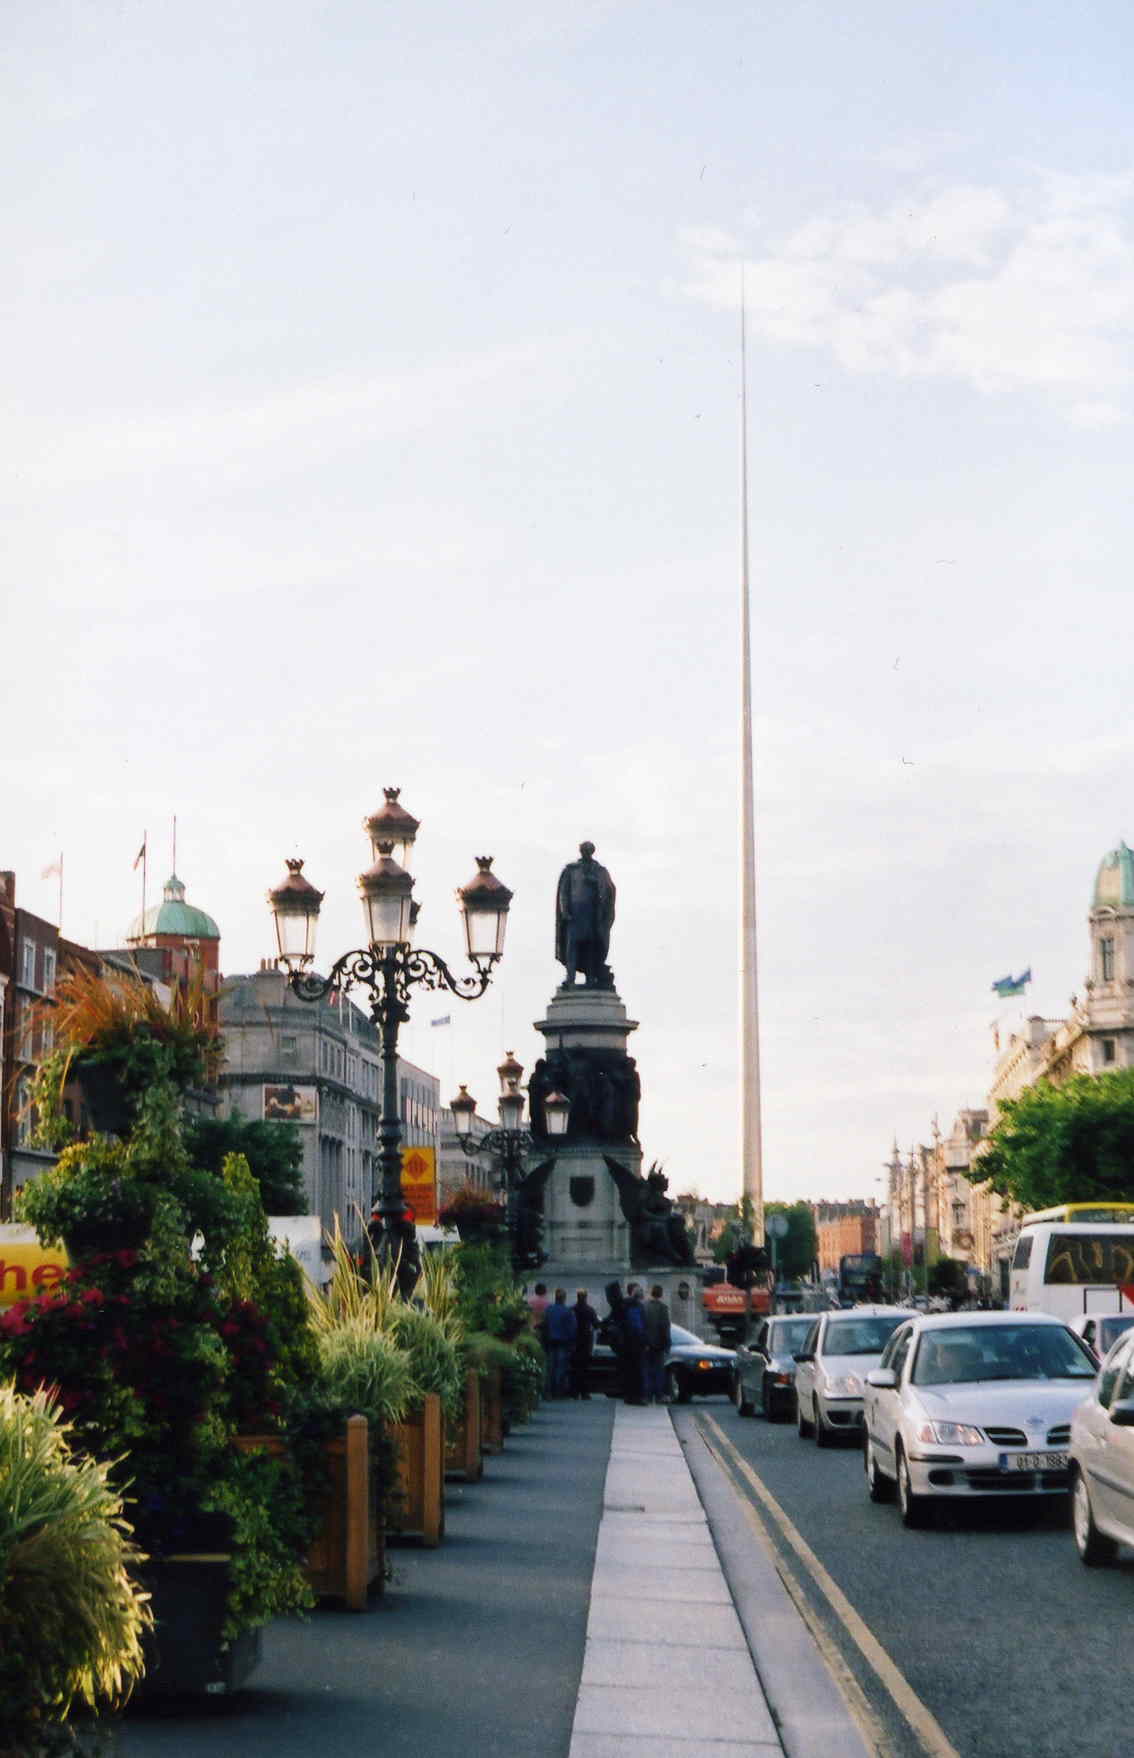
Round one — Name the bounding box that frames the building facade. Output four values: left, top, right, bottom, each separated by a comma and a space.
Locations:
813, 1200, 879, 1276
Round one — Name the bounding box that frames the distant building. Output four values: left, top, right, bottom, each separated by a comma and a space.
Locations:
812, 1200, 879, 1276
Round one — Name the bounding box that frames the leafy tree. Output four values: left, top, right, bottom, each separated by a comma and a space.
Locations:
969, 1070, 1134, 1212
186, 1112, 307, 1215
766, 1202, 818, 1282
928, 1257, 968, 1304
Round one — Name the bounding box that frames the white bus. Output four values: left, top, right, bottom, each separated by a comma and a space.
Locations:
1009, 1222, 1134, 1320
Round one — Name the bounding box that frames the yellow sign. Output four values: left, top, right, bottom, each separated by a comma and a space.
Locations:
0, 1244, 68, 1307
401, 1145, 437, 1225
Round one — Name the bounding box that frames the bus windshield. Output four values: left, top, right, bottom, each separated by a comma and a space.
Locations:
1044, 1233, 1134, 1286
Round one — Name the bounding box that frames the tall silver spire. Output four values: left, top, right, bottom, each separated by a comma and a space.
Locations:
738, 284, 765, 1244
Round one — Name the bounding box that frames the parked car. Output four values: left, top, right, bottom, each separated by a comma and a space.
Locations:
794, 1307, 915, 1446
732, 1314, 817, 1420
863, 1311, 1097, 1528
1070, 1325, 1134, 1563
591, 1322, 735, 1402
1067, 1312, 1134, 1361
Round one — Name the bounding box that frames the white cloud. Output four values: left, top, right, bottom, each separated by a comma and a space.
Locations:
682, 176, 1134, 418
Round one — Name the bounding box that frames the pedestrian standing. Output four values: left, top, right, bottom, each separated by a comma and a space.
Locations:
526, 1282, 550, 1329
622, 1284, 647, 1404
570, 1290, 599, 1399
543, 1288, 578, 1397
643, 1283, 671, 1403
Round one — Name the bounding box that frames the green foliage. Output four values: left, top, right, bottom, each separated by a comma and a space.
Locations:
384, 1305, 464, 1421
452, 1243, 531, 1339
972, 1070, 1134, 1211
928, 1257, 969, 1299
765, 1202, 818, 1281
186, 1113, 307, 1216
200, 1449, 312, 1640
0, 1382, 152, 1747
313, 1322, 417, 1429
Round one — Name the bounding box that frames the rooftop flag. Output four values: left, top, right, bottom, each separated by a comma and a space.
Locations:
991, 968, 1032, 997
430, 1015, 451, 1027
133, 838, 147, 870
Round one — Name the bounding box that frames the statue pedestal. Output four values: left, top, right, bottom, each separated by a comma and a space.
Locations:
531, 984, 639, 1271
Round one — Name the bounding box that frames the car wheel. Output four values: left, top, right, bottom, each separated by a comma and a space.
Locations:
796, 1393, 813, 1439
667, 1367, 691, 1405
864, 1432, 893, 1503
733, 1374, 755, 1418
1072, 1469, 1118, 1566
896, 1444, 929, 1529
761, 1376, 780, 1421
814, 1401, 834, 1447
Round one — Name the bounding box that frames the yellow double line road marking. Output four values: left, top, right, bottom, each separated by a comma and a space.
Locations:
697, 1412, 962, 1758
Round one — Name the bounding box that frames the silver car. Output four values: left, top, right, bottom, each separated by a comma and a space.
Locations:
732, 1314, 816, 1420
863, 1311, 1096, 1528
1067, 1311, 1134, 1362
1069, 1326, 1134, 1564
794, 1306, 915, 1446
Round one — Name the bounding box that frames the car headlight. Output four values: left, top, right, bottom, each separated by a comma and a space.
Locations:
915, 1421, 984, 1446
823, 1374, 862, 1397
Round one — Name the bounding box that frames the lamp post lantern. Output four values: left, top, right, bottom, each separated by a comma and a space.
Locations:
450, 1054, 569, 1271
268, 788, 512, 1293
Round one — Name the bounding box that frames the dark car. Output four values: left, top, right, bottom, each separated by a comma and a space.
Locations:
591, 1322, 735, 1402
732, 1314, 817, 1420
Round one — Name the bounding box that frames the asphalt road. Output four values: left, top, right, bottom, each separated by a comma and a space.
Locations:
675, 1396, 1134, 1758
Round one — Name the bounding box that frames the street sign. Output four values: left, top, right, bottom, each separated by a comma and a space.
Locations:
766, 1213, 789, 1239
401, 1146, 437, 1224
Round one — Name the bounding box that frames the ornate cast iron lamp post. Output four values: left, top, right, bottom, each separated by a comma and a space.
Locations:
450, 1053, 569, 1270
268, 787, 512, 1290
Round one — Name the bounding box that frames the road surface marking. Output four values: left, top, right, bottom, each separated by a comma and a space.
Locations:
698, 1412, 962, 1758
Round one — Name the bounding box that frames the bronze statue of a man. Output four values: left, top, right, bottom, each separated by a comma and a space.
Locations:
555, 841, 616, 988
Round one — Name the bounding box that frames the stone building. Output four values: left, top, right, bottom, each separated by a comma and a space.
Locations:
218, 963, 442, 1232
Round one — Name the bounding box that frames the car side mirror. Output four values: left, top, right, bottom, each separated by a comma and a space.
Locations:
1109, 1399, 1134, 1427
866, 1368, 897, 1390
793, 1351, 813, 1364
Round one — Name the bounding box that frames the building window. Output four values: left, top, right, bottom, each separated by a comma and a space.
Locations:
279, 1034, 298, 1065
1101, 937, 1115, 982
42, 947, 56, 994
1102, 1038, 1117, 1065
20, 941, 36, 987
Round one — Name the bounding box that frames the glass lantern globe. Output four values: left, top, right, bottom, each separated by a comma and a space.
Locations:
363, 786, 420, 872
457, 857, 512, 968
450, 1084, 477, 1139
357, 843, 414, 950
267, 859, 324, 970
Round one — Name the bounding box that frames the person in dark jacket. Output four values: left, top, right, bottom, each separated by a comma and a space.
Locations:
543, 1288, 578, 1397
621, 1284, 647, 1404
643, 1283, 672, 1403
570, 1290, 599, 1399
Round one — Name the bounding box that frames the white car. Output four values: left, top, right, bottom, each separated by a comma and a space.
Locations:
1067, 1311, 1134, 1362
1069, 1326, 1134, 1564
794, 1306, 915, 1447
862, 1311, 1096, 1528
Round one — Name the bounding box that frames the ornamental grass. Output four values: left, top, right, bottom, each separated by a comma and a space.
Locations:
0, 1382, 152, 1749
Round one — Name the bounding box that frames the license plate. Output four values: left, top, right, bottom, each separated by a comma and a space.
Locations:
999, 1451, 1068, 1472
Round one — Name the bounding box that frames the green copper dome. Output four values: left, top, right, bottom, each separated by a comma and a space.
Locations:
128, 874, 220, 941
1093, 842, 1134, 910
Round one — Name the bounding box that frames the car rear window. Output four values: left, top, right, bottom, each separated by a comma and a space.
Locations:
823, 1315, 907, 1355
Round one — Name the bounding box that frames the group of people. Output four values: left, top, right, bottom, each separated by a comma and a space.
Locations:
525, 1279, 672, 1405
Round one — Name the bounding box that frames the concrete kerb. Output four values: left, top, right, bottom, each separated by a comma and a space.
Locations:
675, 1411, 875, 1758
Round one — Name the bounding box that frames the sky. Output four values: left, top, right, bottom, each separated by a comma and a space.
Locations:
5, 0, 1134, 1206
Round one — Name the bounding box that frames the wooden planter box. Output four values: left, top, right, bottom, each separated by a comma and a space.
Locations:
234, 1415, 383, 1611
480, 1366, 504, 1455
445, 1369, 483, 1483
388, 1393, 445, 1547
135, 1556, 262, 1698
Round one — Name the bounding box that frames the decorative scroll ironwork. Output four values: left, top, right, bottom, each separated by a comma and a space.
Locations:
288, 945, 496, 1025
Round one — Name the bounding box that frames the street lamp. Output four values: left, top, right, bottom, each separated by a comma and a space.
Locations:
268, 787, 512, 1293
450, 1053, 569, 1271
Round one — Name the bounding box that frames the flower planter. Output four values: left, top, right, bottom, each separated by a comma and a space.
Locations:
234, 1416, 383, 1610
388, 1393, 445, 1546
451, 1215, 508, 1245
72, 1059, 135, 1138
135, 1555, 261, 1699
444, 1369, 483, 1483
479, 1367, 504, 1455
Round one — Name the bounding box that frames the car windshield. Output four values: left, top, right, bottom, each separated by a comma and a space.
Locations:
822, 1315, 906, 1356
773, 1319, 814, 1353
1098, 1316, 1134, 1354
911, 1323, 1097, 1386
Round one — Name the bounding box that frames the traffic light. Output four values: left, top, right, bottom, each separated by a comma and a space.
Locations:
727, 1243, 770, 1289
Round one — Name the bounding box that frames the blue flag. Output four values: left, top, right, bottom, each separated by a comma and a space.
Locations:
991, 968, 1032, 997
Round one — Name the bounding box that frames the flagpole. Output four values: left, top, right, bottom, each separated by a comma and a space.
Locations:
141, 833, 148, 934
57, 853, 63, 930
738, 275, 765, 1249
